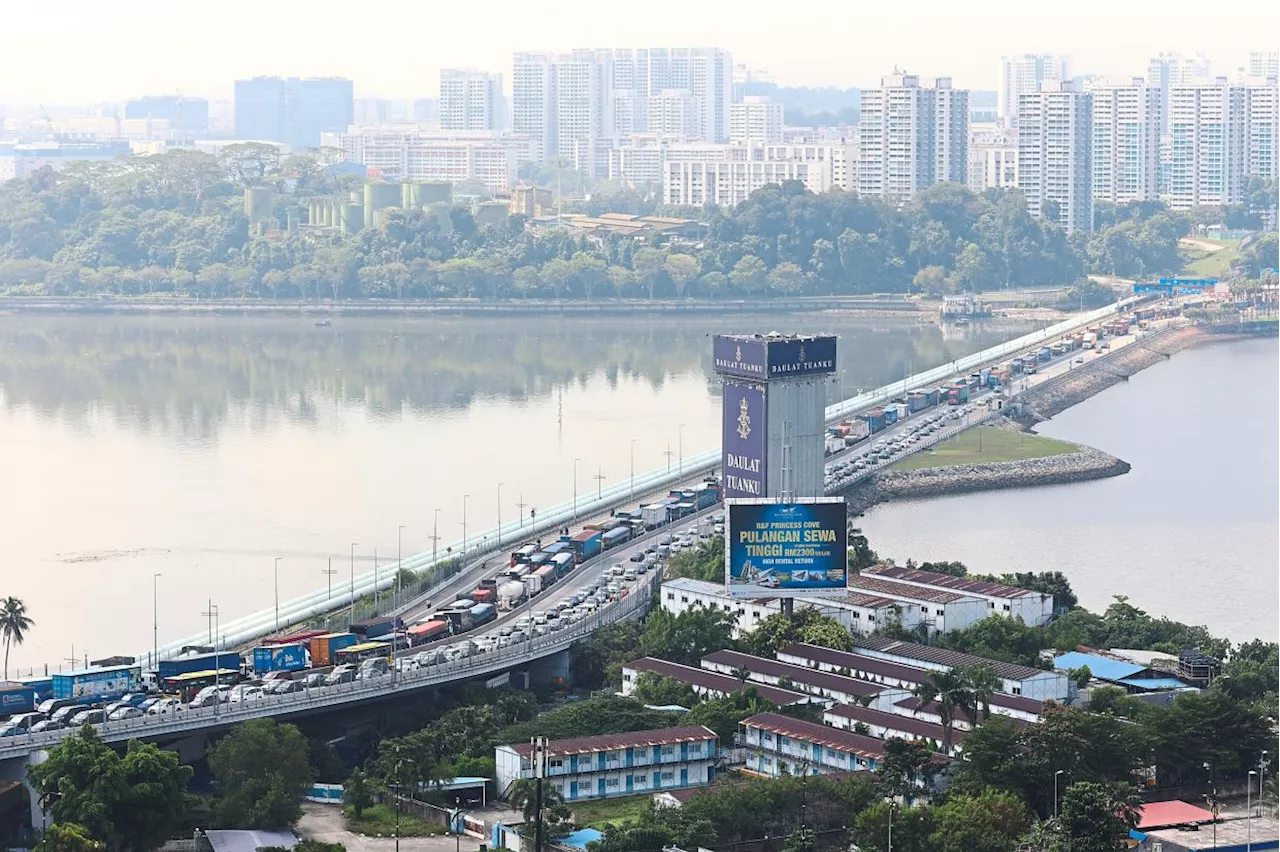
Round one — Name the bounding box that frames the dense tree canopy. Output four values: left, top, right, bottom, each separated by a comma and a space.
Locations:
208, 719, 314, 828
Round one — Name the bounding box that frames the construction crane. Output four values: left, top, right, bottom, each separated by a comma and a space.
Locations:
38, 104, 54, 137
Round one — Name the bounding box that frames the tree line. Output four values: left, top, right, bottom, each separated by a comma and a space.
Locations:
0, 146, 1219, 302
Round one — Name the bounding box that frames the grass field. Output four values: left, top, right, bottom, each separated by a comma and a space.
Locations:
1179, 238, 1241, 278
570, 794, 653, 828
343, 804, 445, 837
892, 427, 1077, 471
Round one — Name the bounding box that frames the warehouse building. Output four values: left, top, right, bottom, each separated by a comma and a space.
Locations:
700, 650, 911, 711
739, 712, 948, 779
845, 574, 989, 634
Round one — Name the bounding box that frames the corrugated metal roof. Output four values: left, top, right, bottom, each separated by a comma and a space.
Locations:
702, 650, 887, 697
504, 725, 717, 758
1136, 800, 1216, 829
824, 703, 964, 743
662, 577, 780, 608
894, 694, 1042, 722
846, 575, 971, 604
866, 565, 1040, 600
855, 636, 1052, 682
624, 657, 812, 706
836, 591, 900, 609
1116, 677, 1191, 691
1053, 651, 1147, 682
742, 712, 904, 761
778, 644, 932, 684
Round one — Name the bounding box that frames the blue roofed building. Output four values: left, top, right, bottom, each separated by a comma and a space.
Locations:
1054, 651, 1195, 697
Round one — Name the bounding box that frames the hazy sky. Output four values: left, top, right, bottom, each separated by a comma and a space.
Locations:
2, 0, 1276, 103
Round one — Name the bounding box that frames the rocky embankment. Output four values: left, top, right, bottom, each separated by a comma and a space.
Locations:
841, 438, 1130, 516
1011, 326, 1204, 425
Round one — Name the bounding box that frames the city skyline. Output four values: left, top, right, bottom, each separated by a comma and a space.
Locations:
0, 0, 1274, 104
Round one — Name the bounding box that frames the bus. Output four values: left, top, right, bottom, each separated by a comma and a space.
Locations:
333, 641, 391, 666
163, 668, 240, 702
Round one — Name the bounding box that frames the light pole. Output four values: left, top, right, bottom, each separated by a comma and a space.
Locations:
273, 557, 282, 631
322, 559, 337, 600
1248, 769, 1257, 850
678, 423, 685, 481
886, 797, 894, 852
374, 548, 380, 608
1054, 769, 1064, 820
516, 492, 527, 530
349, 542, 358, 622
1205, 761, 1218, 849
462, 494, 470, 557
496, 482, 504, 548
396, 525, 405, 607
594, 466, 606, 499
629, 439, 636, 501
572, 458, 581, 523
152, 573, 162, 668
432, 509, 441, 562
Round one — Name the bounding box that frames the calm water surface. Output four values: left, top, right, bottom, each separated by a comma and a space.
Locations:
1, 311, 1036, 670
859, 336, 1279, 643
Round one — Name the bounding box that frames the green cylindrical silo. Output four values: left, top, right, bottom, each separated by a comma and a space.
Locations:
341, 202, 365, 234
425, 201, 453, 236
244, 187, 273, 224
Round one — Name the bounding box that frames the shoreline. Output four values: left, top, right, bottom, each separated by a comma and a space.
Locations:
841, 326, 1214, 516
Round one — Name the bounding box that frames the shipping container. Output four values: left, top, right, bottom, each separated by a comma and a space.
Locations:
569, 529, 603, 561
52, 665, 142, 702
533, 565, 556, 589
861, 408, 886, 433
157, 652, 241, 681
528, 552, 551, 568
1011, 358, 1024, 374
0, 683, 36, 717
675, 501, 696, 518
308, 633, 358, 668
469, 603, 497, 628
695, 485, 721, 510
907, 391, 928, 412
407, 619, 450, 645
471, 588, 496, 604
18, 677, 53, 702
442, 608, 474, 634
883, 407, 899, 425
602, 526, 632, 549
543, 541, 570, 557
551, 552, 576, 577
1023, 360, 1038, 374
264, 629, 329, 647
350, 616, 402, 640
523, 573, 544, 597
640, 504, 667, 529
252, 645, 307, 674
1038, 347, 1052, 363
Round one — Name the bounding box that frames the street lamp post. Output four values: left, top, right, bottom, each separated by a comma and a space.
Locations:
432, 509, 441, 562
496, 482, 504, 549
322, 559, 337, 600
594, 466, 606, 499
397, 525, 405, 608
572, 458, 581, 523
374, 548, 379, 608
1249, 769, 1257, 850
629, 439, 636, 501
516, 492, 527, 530
462, 494, 470, 557
273, 557, 282, 631
349, 542, 358, 622
678, 424, 684, 481
152, 573, 162, 668
886, 797, 894, 852
1054, 769, 1064, 820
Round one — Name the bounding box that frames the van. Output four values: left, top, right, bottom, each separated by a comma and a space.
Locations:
623, 568, 638, 581
657, 545, 670, 558
610, 564, 626, 577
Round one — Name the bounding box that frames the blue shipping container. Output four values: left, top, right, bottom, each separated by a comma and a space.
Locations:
0, 684, 36, 716
469, 603, 496, 627
252, 645, 308, 674
19, 677, 53, 701
157, 652, 242, 680
883, 408, 899, 425
53, 665, 142, 702
603, 527, 632, 548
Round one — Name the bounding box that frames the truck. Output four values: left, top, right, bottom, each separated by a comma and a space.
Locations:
441, 606, 475, 634
1023, 359, 1038, 374
861, 408, 886, 434
1038, 347, 1052, 363
264, 629, 329, 647
602, 526, 632, 550
694, 484, 721, 510
157, 652, 242, 681
825, 435, 845, 455
907, 391, 929, 412
469, 603, 497, 629
569, 529, 603, 562
640, 504, 667, 530
498, 581, 526, 611
52, 665, 142, 702
471, 587, 496, 604
0, 683, 36, 717
1011, 357, 1025, 374
1082, 332, 1097, 350
252, 645, 308, 674
882, 407, 899, 425
308, 632, 358, 668
533, 565, 556, 591
551, 552, 576, 577
407, 619, 450, 645
948, 383, 970, 405
510, 544, 537, 566
350, 616, 402, 640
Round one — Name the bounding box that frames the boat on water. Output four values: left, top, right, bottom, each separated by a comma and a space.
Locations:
313, 319, 332, 327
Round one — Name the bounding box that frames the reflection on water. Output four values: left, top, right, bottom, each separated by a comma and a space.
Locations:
0, 312, 1038, 669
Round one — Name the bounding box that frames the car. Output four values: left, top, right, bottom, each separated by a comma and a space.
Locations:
269, 679, 305, 695
414, 650, 442, 666
138, 697, 162, 712
629, 551, 645, 563
118, 693, 149, 707
636, 563, 649, 575
645, 545, 658, 555
498, 624, 514, 637
28, 719, 66, 734
69, 709, 106, 726
324, 665, 357, 686
147, 698, 183, 715
261, 671, 294, 683
302, 672, 326, 688
623, 568, 638, 581
510, 630, 528, 643
1075, 357, 1084, 363
659, 535, 674, 545
610, 564, 625, 577
497, 635, 513, 648
108, 706, 143, 721
4, 712, 44, 732
37, 698, 77, 717
515, 617, 533, 631
189, 691, 220, 708
227, 685, 264, 703
533, 625, 549, 637
545, 607, 560, 620
0, 725, 23, 738
566, 595, 581, 607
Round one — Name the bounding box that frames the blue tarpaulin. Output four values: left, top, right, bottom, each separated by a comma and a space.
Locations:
561, 828, 604, 849
1053, 651, 1146, 682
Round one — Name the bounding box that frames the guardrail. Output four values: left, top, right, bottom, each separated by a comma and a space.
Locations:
138, 297, 1143, 663
2, 578, 658, 761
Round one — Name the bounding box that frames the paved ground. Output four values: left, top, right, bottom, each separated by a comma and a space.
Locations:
296, 803, 484, 852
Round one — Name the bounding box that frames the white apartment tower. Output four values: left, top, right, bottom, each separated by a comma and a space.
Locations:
731, 97, 784, 145
1167, 79, 1247, 209
1243, 81, 1279, 182
1088, 77, 1162, 204
439, 70, 505, 132
858, 74, 969, 202
1148, 53, 1211, 132
1017, 80, 1093, 234
553, 50, 613, 163
967, 126, 1019, 192
512, 53, 555, 162
999, 54, 1070, 126
1248, 52, 1279, 82
648, 89, 701, 138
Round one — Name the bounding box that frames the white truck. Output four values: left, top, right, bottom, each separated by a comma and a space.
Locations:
1082, 332, 1097, 350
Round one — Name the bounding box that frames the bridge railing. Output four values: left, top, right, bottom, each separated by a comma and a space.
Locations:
2, 575, 659, 760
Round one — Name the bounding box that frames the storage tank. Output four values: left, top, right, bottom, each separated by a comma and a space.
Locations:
425, 201, 454, 236
498, 581, 526, 610
340, 202, 364, 234
402, 181, 451, 209
363, 181, 403, 225
285, 207, 300, 232
244, 187, 273, 224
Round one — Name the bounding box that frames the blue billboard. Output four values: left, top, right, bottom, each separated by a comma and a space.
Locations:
765, 336, 838, 379
713, 336, 767, 379
722, 380, 768, 498
725, 498, 848, 599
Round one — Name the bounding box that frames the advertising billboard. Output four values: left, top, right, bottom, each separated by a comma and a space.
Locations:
721, 380, 768, 498
713, 335, 767, 379
725, 497, 848, 598
765, 336, 838, 379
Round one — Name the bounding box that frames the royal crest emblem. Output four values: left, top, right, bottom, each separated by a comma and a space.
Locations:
736, 397, 752, 440
798, 345, 806, 363
735, 344, 743, 363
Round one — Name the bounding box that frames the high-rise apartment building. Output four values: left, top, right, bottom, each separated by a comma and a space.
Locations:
967, 126, 1019, 192
1087, 77, 1162, 204
321, 129, 522, 192
730, 97, 784, 145
1147, 53, 1211, 132
648, 90, 701, 138
662, 143, 837, 207
234, 77, 354, 149
857, 74, 969, 202
512, 47, 732, 162
1242, 81, 1278, 182
1248, 52, 1279, 82
999, 55, 1069, 126
124, 95, 210, 135
1167, 79, 1246, 209
1017, 81, 1093, 234
440, 70, 506, 132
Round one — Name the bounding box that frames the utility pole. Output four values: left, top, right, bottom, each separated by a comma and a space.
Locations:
432, 509, 441, 562
273, 557, 282, 631
516, 493, 527, 530
532, 736, 548, 852
349, 542, 358, 622
397, 525, 405, 608
572, 458, 580, 523
594, 466, 606, 499
322, 559, 337, 600
462, 494, 470, 557
496, 481, 504, 548
629, 439, 636, 501
152, 573, 162, 669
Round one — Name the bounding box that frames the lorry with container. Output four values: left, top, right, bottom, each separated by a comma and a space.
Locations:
533, 565, 556, 592
251, 645, 308, 674
602, 526, 632, 551
264, 629, 328, 647
1038, 347, 1052, 363
948, 383, 970, 405
639, 504, 666, 530
1082, 332, 1097, 350
350, 616, 402, 640
157, 652, 242, 681
53, 665, 142, 703
308, 632, 359, 668
568, 529, 603, 562
0, 684, 36, 717
1011, 357, 1025, 374
510, 544, 538, 566
469, 603, 497, 630
407, 619, 451, 645
825, 435, 845, 455
882, 407, 899, 425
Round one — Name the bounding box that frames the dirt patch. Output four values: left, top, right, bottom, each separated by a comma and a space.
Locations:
296, 803, 484, 852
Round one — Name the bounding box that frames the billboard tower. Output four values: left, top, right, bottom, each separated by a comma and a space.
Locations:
713, 333, 838, 500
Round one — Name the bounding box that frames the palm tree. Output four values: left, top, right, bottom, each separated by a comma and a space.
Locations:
509, 777, 565, 825
960, 664, 1002, 722
0, 597, 33, 679
912, 669, 975, 754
